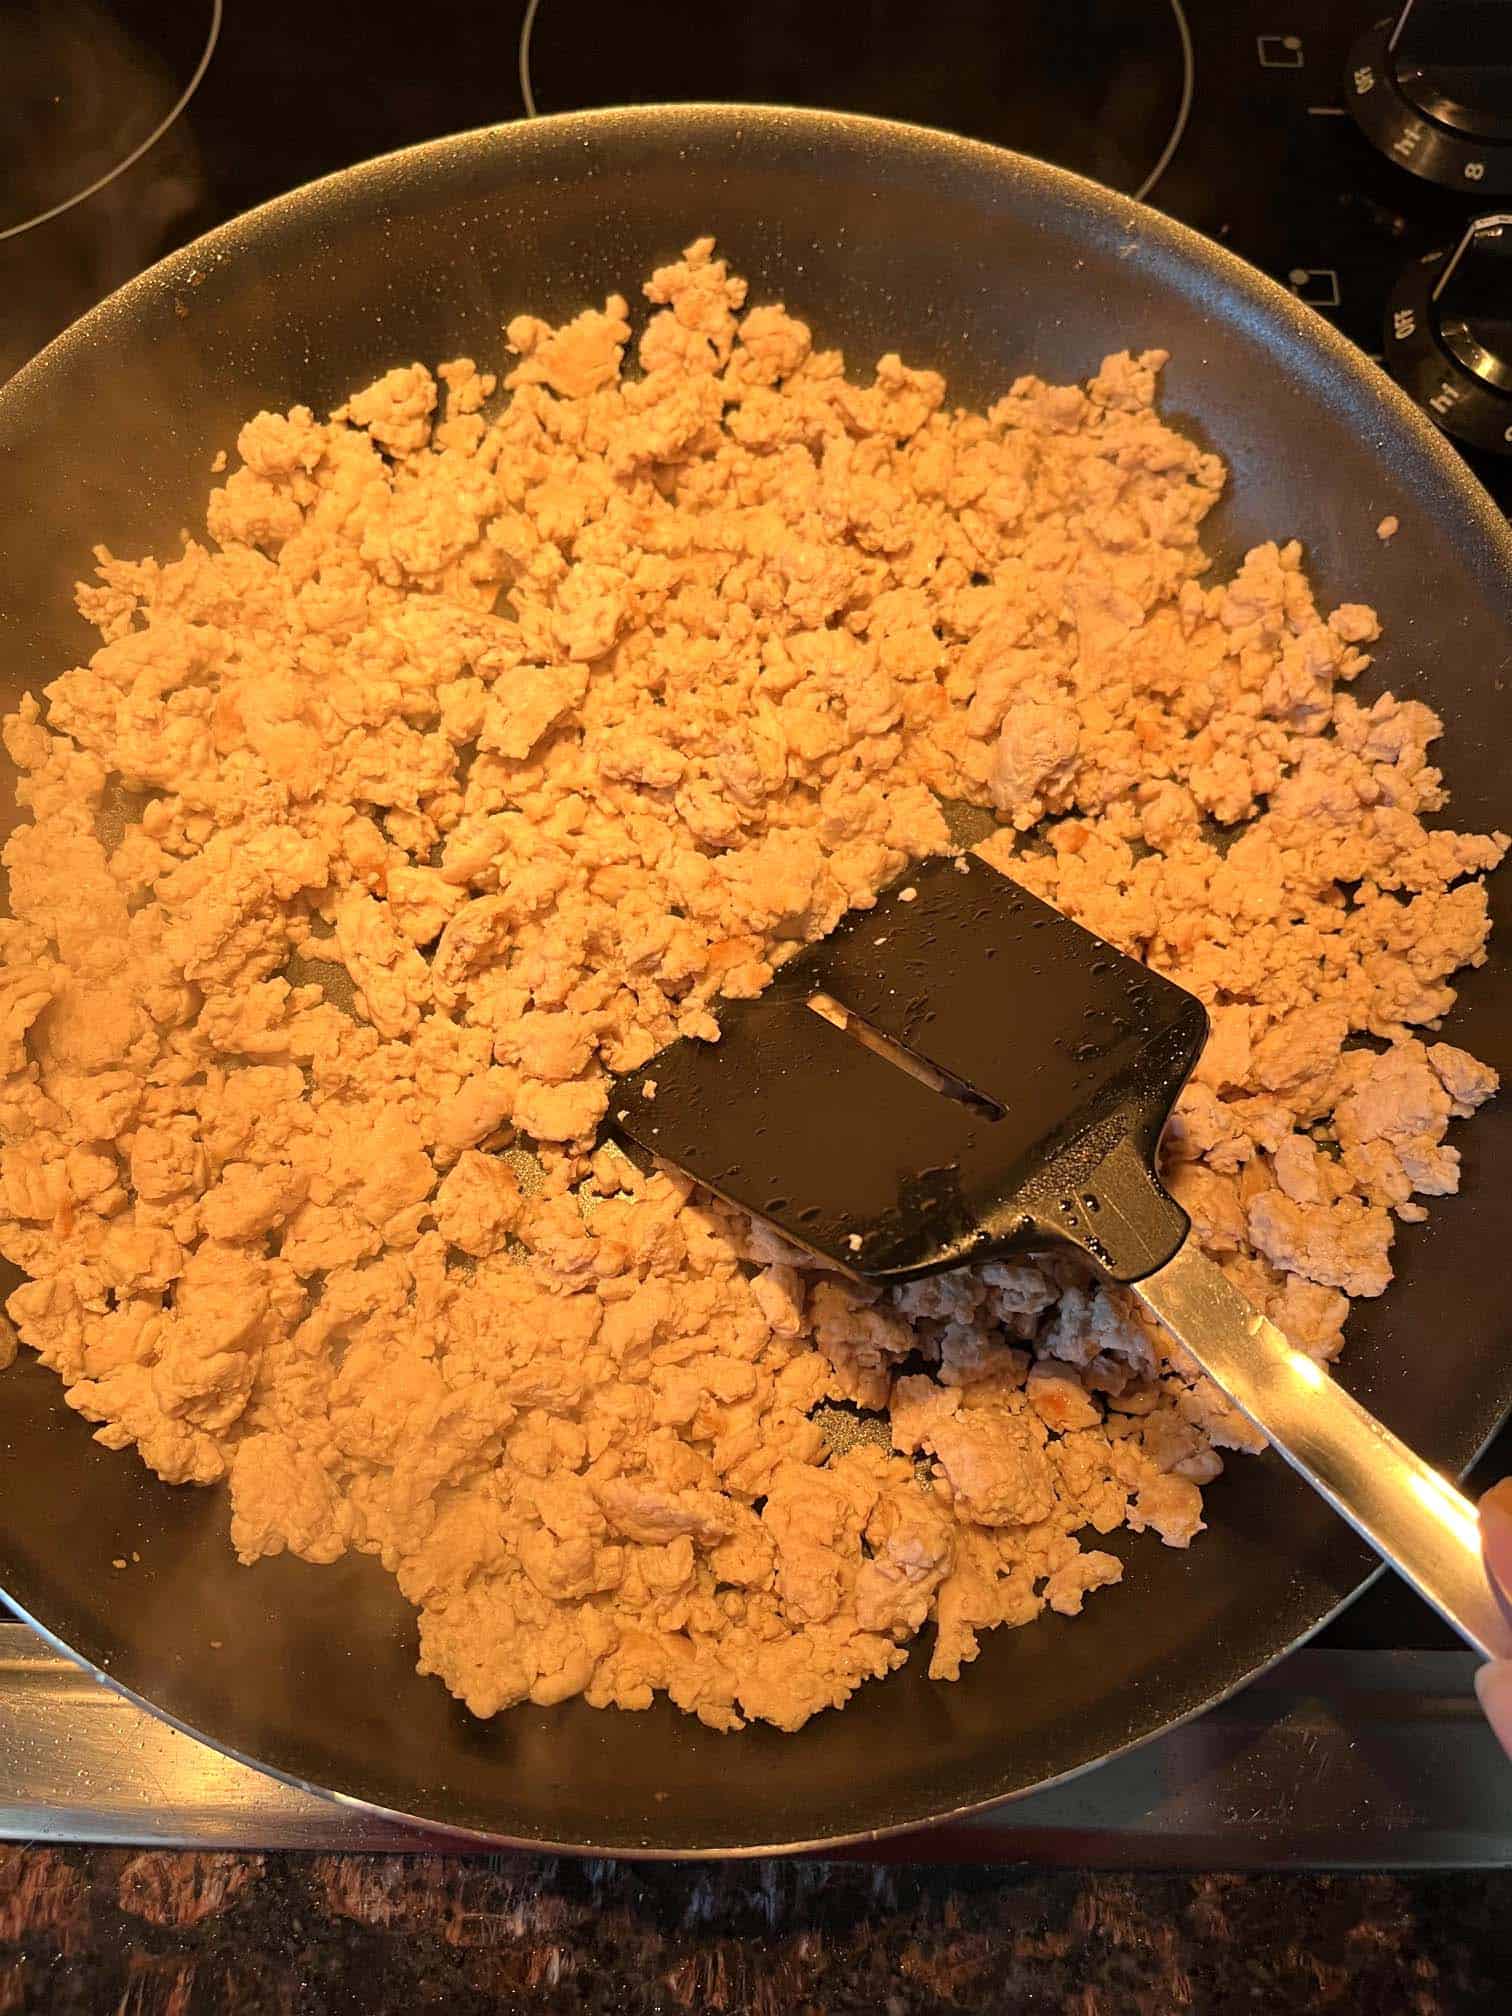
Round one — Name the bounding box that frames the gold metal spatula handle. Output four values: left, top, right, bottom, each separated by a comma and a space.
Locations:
1134, 1242, 1512, 1662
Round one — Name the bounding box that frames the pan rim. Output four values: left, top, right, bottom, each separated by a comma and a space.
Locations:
1, 101, 1510, 1855
0, 97, 1509, 583
0, 1556, 1395, 1858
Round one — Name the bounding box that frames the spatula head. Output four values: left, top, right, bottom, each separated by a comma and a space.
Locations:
611, 855, 1208, 1285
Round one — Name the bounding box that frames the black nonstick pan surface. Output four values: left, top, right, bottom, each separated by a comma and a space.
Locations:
1, 106, 1509, 1854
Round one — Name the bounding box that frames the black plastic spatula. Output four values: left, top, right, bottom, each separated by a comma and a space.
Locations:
613, 854, 1512, 1661
617, 854, 1204, 1288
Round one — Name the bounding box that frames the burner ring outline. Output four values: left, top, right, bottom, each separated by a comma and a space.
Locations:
0, 0, 223, 245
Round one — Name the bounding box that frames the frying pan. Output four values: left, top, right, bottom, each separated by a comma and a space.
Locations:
1, 106, 1509, 1856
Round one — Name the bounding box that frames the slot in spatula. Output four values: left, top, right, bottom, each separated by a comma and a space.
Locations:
613, 854, 1512, 1661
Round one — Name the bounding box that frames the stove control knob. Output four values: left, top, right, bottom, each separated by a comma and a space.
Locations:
1345, 0, 1512, 193
1384, 214, 1512, 453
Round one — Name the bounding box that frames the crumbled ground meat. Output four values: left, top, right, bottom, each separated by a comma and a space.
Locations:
2, 239, 1502, 1732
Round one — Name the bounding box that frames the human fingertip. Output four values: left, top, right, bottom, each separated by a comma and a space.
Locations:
1478, 1480, 1512, 1579
1474, 1660, 1512, 1761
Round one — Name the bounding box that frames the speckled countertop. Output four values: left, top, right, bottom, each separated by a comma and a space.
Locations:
2, 1852, 1509, 2013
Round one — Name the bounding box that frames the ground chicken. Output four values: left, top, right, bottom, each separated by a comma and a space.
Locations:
0, 240, 1501, 1732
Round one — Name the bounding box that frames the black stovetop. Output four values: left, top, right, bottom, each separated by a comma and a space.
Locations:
5, 0, 1510, 499
1, 0, 1508, 1662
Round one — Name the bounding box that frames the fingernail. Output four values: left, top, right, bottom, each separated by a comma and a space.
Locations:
1474, 1660, 1512, 1762
1480, 1478, 1512, 1542
1480, 1481, 1512, 1582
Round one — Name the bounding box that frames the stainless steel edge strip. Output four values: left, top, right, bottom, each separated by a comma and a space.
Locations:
3, 1625, 1507, 1866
